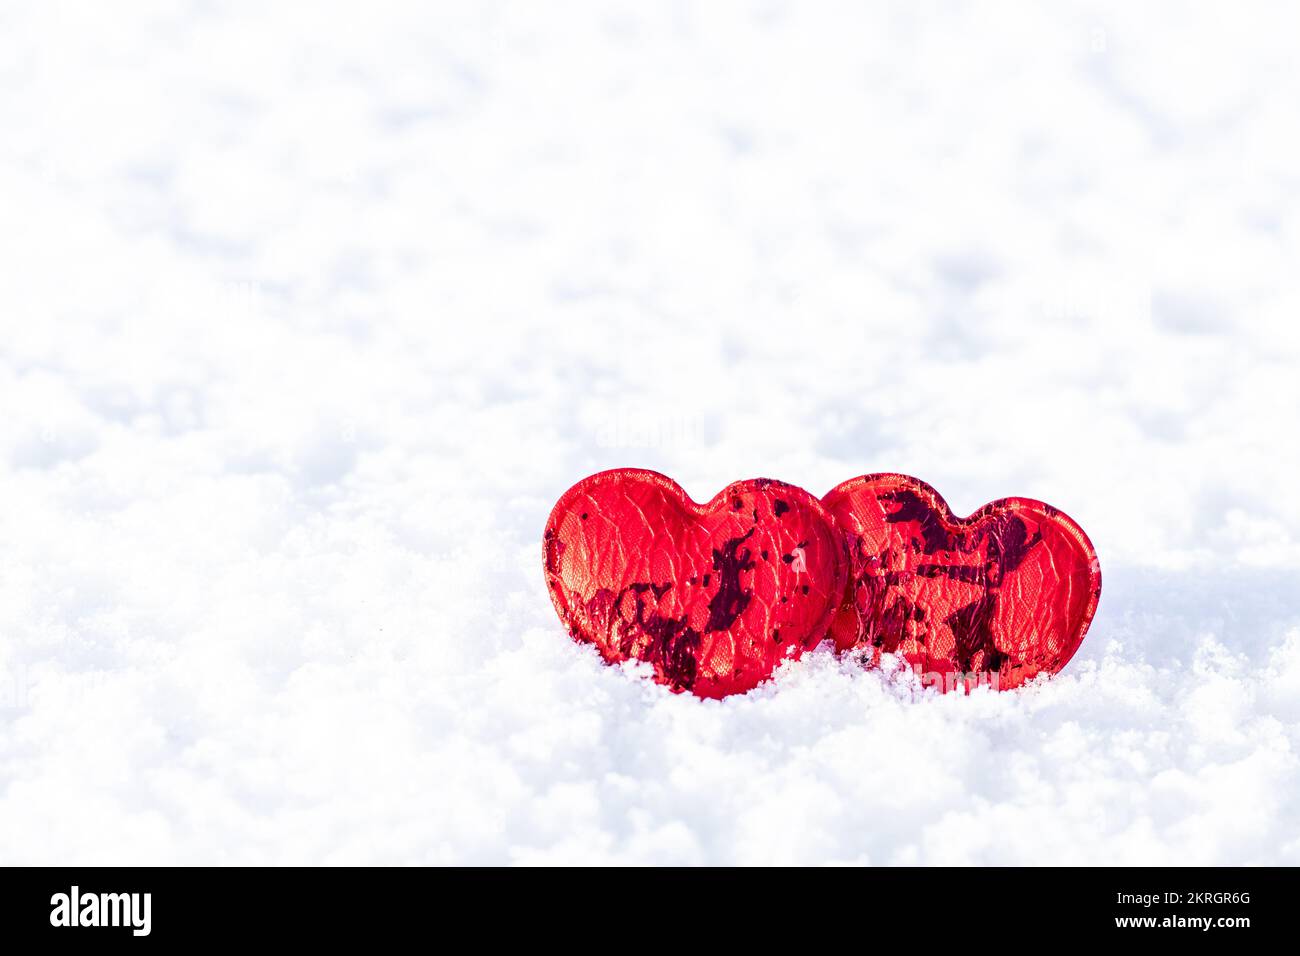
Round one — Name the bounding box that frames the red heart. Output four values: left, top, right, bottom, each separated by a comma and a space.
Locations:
822, 474, 1101, 691
544, 469, 847, 698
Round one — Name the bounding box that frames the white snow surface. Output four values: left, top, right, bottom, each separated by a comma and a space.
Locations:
3, 1, 1300, 865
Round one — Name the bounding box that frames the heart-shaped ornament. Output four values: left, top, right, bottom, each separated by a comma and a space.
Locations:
822, 474, 1100, 691
544, 469, 847, 698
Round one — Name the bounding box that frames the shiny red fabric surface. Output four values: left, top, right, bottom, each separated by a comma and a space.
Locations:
543, 469, 847, 698
823, 474, 1101, 691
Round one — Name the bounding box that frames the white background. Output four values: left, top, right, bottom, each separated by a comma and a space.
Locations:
2, 1, 1299, 864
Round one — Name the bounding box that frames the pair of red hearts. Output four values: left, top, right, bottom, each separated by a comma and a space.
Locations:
543, 469, 1101, 698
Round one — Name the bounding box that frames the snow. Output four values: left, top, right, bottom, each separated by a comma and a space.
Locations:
2, 1, 1299, 864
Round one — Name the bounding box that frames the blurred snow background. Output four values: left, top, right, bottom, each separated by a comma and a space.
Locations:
2, 0, 1299, 864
